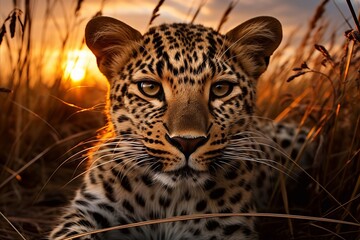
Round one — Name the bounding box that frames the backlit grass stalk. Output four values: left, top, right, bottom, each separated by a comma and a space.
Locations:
190, 0, 207, 24
0, 212, 26, 240
216, 0, 237, 32
148, 0, 165, 27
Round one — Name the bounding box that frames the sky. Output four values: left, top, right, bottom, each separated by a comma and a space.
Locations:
0, 0, 352, 34
2, 0, 357, 45
0, 0, 358, 84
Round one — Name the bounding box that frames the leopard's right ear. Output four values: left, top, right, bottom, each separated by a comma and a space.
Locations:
85, 16, 142, 79
225, 16, 282, 79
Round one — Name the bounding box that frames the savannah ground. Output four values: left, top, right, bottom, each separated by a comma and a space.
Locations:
0, 0, 359, 239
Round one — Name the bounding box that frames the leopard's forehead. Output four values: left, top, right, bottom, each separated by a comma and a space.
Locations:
144, 23, 224, 54
126, 23, 238, 92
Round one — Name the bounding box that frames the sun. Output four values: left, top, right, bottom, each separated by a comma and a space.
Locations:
63, 50, 91, 83
64, 59, 86, 82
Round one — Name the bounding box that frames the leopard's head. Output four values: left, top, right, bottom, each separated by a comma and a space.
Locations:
85, 16, 282, 187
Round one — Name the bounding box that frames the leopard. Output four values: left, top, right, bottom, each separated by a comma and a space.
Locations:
49, 15, 317, 240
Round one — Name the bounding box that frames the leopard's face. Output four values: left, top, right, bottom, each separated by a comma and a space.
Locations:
85, 16, 282, 187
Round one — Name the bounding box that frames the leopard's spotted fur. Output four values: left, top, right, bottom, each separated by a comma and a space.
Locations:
49, 16, 316, 240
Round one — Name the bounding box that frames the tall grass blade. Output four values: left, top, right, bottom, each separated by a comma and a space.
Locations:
148, 0, 165, 27
75, 0, 84, 16
190, 0, 206, 24
9, 12, 16, 37
217, 0, 237, 32
345, 0, 360, 31
0, 24, 6, 44
0, 212, 27, 240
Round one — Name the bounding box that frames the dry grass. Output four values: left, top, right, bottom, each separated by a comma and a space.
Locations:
217, 0, 238, 32
190, 0, 207, 24
255, 1, 360, 238
148, 0, 165, 27
0, 0, 359, 239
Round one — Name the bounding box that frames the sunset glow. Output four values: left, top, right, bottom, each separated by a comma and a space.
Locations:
1, 0, 348, 85
63, 50, 92, 83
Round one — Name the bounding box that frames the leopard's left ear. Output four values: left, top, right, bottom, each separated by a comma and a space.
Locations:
85, 16, 142, 79
226, 16, 282, 79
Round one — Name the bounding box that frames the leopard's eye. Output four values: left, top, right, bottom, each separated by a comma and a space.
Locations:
138, 81, 162, 98
211, 82, 234, 98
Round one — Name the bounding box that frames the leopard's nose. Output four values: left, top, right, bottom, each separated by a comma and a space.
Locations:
166, 135, 208, 159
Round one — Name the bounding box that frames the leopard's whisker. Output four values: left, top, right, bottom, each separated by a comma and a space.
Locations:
67, 152, 149, 186
220, 156, 294, 180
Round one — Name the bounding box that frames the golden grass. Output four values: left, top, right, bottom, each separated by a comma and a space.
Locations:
255, 2, 360, 238
190, 0, 207, 24
216, 0, 238, 32
0, 0, 359, 239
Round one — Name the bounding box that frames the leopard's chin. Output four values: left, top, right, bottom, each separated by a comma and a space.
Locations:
153, 166, 210, 188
